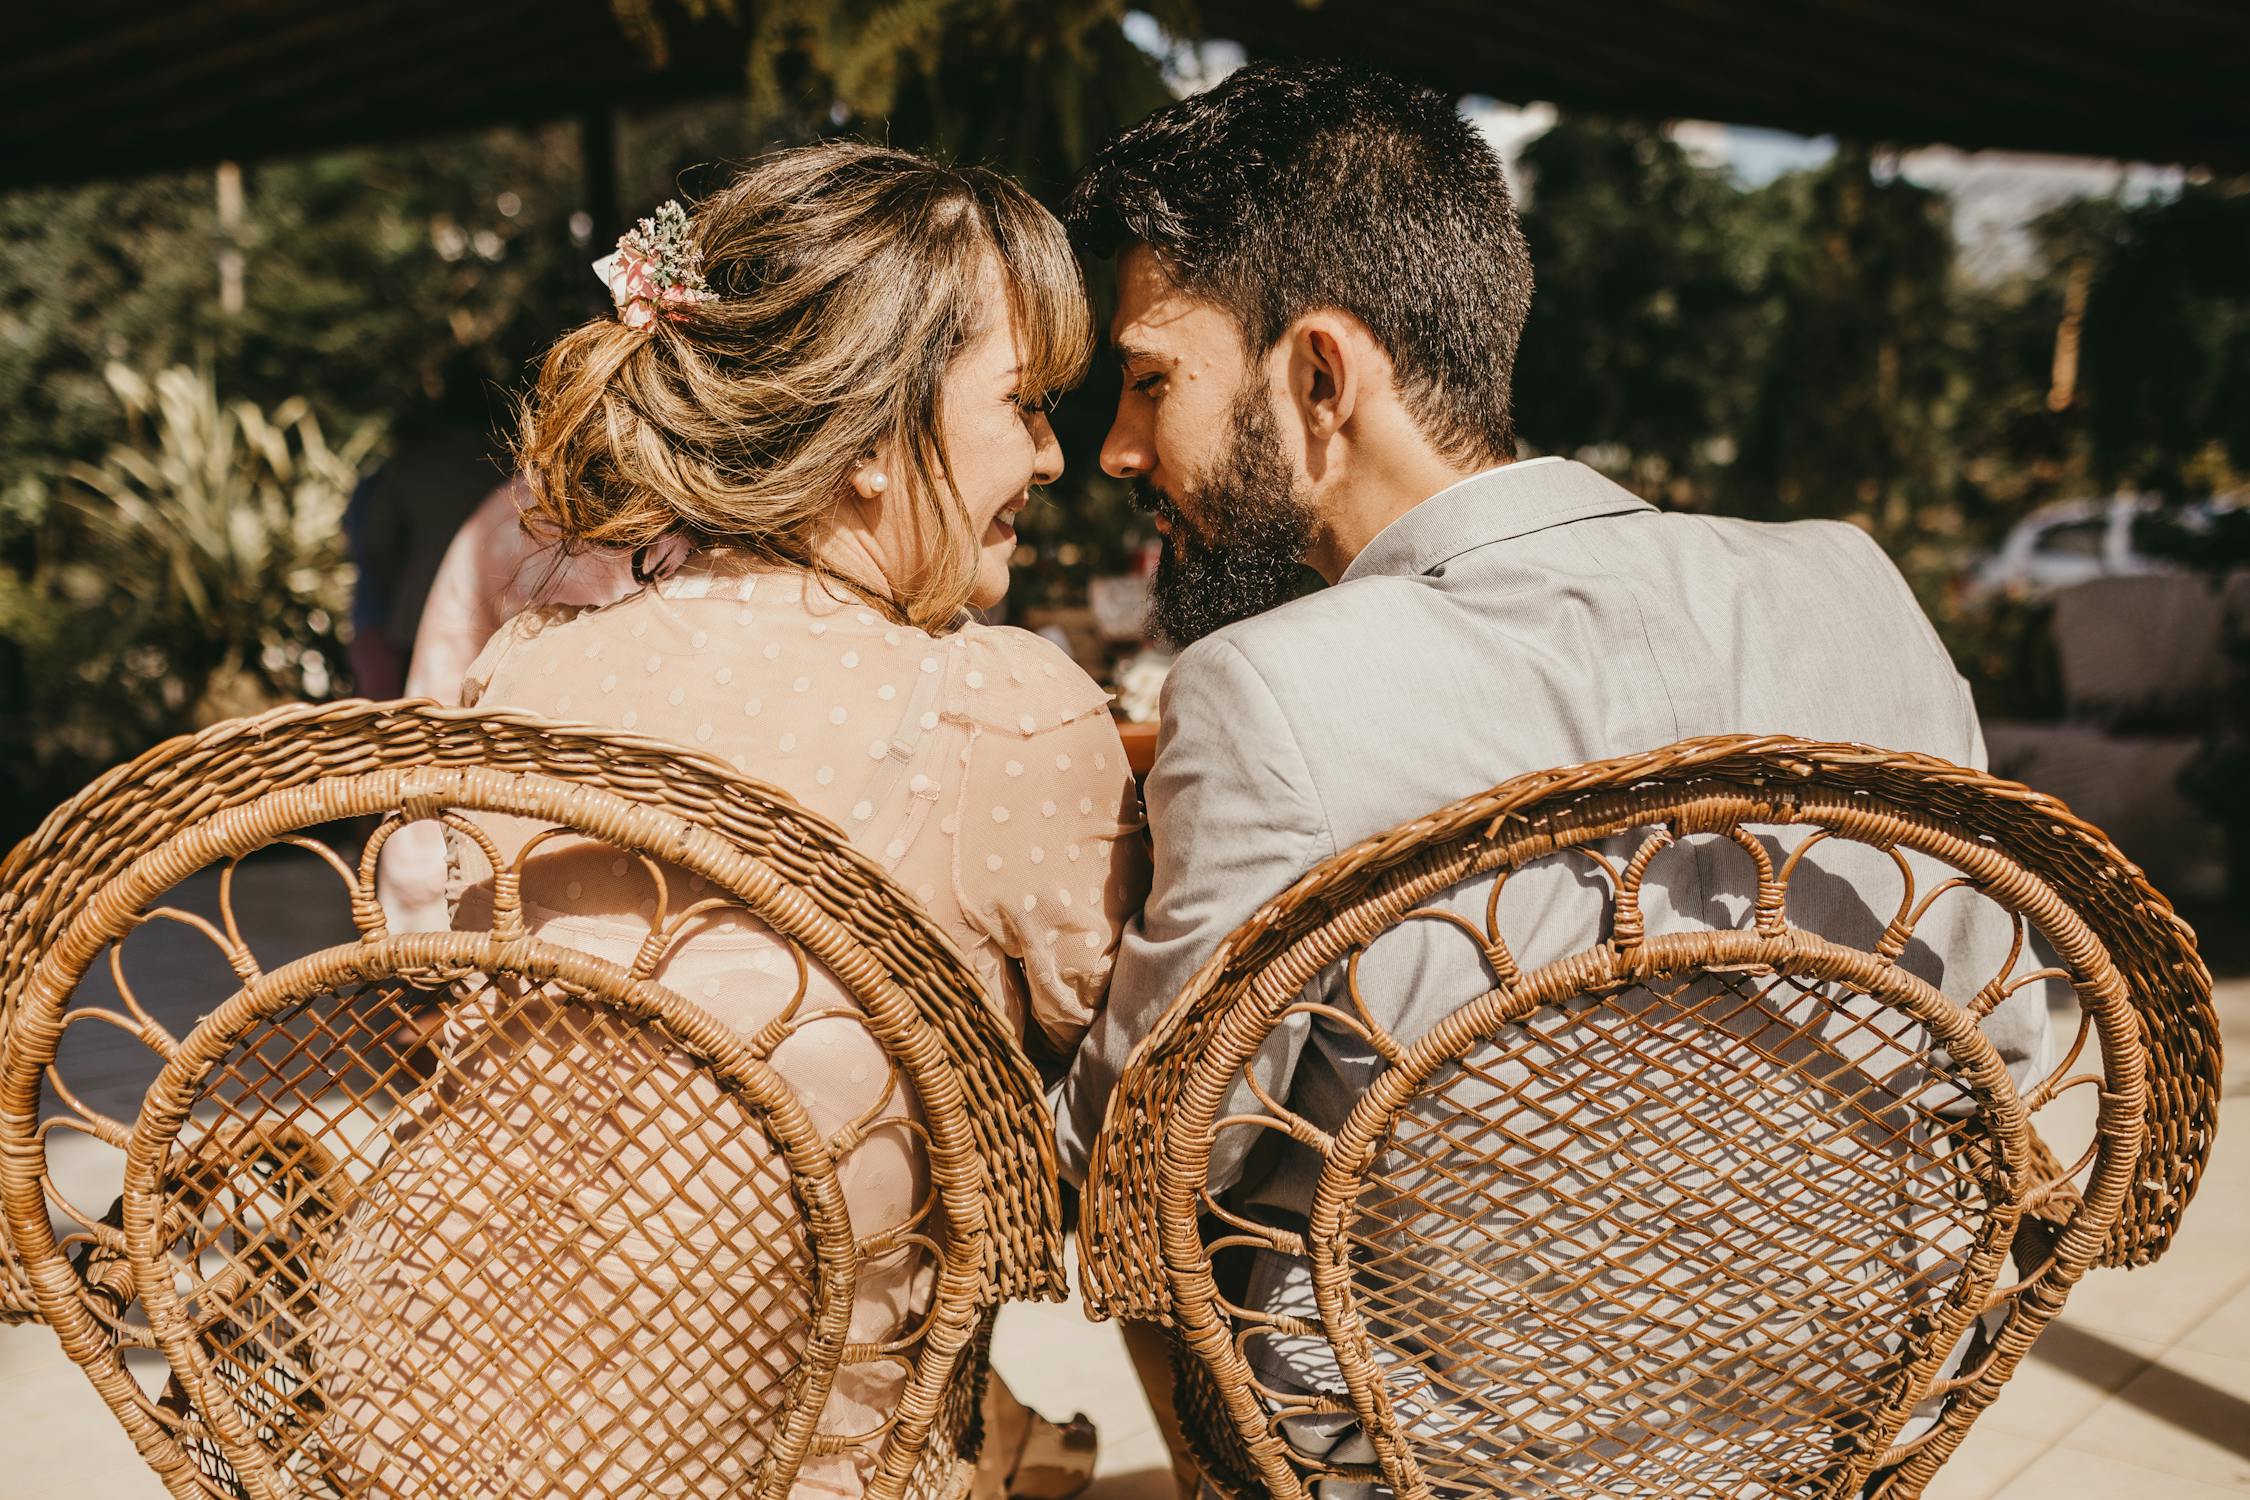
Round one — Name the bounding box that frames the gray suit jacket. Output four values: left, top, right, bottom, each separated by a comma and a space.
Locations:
1055, 458, 2049, 1191
1052, 458, 2052, 1475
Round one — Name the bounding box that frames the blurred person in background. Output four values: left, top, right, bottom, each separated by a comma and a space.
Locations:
342, 373, 504, 700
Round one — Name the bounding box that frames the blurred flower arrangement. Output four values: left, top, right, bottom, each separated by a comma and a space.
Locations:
1112, 649, 1172, 724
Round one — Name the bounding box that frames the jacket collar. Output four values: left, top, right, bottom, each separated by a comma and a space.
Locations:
1338, 458, 1656, 583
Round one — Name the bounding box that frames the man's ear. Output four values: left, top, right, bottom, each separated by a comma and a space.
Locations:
1283, 309, 1368, 443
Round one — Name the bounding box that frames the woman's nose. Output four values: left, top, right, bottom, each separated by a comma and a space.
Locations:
1030, 412, 1065, 485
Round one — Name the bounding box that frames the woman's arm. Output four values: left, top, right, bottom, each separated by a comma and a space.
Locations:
948, 700, 1149, 1059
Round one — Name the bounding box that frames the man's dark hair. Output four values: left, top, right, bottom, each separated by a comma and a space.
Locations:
1068, 59, 1533, 466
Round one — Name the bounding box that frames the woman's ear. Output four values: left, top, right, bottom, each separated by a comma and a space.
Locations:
850, 450, 894, 503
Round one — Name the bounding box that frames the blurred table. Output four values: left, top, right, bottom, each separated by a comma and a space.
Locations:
1116, 718, 1158, 778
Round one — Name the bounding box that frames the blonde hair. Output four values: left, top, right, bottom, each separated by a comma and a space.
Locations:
516, 142, 1092, 631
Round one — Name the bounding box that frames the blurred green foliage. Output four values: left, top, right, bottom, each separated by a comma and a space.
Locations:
0, 128, 593, 482
1505, 117, 2246, 727
1, 365, 373, 815
0, 125, 598, 837
1514, 121, 2249, 544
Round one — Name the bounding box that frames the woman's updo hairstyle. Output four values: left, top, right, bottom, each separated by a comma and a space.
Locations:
516, 142, 1092, 631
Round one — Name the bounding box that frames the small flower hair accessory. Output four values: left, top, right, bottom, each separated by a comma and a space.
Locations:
592, 200, 716, 329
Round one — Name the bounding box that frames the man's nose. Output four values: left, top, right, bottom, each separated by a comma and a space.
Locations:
1101, 398, 1151, 481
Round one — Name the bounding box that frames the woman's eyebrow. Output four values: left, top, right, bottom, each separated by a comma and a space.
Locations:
1113, 340, 1165, 370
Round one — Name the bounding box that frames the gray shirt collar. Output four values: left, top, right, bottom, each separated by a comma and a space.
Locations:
1338, 458, 1657, 583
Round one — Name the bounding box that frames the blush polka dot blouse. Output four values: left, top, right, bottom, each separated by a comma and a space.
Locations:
454, 554, 1149, 1055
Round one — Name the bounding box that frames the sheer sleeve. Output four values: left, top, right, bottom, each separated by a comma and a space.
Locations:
947, 667, 1148, 1057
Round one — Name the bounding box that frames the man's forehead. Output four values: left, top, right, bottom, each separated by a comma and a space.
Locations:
1108, 245, 1234, 355
1112, 244, 1176, 310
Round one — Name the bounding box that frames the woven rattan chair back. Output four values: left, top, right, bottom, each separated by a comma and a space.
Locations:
1080, 737, 2217, 1500
0, 699, 1066, 1500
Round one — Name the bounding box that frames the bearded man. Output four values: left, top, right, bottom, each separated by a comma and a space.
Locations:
1051, 58, 2052, 1497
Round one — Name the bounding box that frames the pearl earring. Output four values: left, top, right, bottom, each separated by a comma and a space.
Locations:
866, 470, 888, 494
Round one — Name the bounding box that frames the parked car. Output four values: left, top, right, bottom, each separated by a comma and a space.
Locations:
1969, 493, 2243, 599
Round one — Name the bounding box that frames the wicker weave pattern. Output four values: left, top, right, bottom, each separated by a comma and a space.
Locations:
0, 699, 1067, 1499
1080, 736, 2217, 1500
130, 946, 854, 1500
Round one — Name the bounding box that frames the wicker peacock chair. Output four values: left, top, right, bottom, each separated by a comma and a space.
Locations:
0, 698, 1066, 1500
1080, 736, 2218, 1500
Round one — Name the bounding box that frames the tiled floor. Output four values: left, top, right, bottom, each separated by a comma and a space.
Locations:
1914, 971, 2250, 1500
2, 852, 2239, 1500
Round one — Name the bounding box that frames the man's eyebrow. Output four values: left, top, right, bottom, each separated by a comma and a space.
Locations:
1112, 340, 1165, 369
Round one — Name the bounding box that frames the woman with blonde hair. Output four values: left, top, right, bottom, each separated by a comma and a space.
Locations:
317, 144, 1146, 1498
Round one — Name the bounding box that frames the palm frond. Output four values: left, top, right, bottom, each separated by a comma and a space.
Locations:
62, 363, 378, 716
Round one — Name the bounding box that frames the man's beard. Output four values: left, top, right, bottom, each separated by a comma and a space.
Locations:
1135, 384, 1318, 648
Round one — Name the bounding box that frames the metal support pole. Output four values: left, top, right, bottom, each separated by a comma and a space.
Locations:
580, 108, 620, 252
216, 160, 245, 315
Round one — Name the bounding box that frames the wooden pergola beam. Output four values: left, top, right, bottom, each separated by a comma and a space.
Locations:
4, 0, 2244, 193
